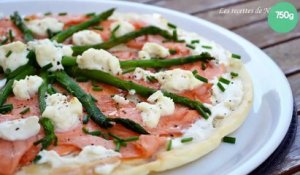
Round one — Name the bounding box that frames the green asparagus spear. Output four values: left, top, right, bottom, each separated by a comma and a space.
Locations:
52, 8, 115, 43
10, 12, 34, 42
109, 118, 149, 134
72, 26, 175, 55
120, 53, 214, 69
61, 53, 214, 70
0, 104, 13, 114
54, 71, 112, 128
0, 65, 36, 106
61, 56, 77, 66
5, 64, 31, 79
68, 67, 210, 119
38, 71, 48, 113
34, 117, 57, 150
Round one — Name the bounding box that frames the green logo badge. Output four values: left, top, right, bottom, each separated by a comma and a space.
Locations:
268, 2, 298, 33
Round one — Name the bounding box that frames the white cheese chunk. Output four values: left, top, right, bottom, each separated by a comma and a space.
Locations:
0, 41, 29, 72
137, 90, 175, 128
133, 67, 155, 81
12, 75, 43, 100
147, 90, 175, 116
126, 89, 140, 104
25, 17, 64, 36
156, 68, 202, 93
129, 89, 136, 95
77, 48, 122, 75
136, 102, 160, 128
42, 93, 82, 132
139, 42, 170, 58
138, 50, 151, 60
112, 94, 129, 105
28, 39, 73, 71
0, 116, 40, 141
72, 30, 103, 46
37, 145, 121, 169
62, 45, 73, 57
133, 68, 202, 93
110, 20, 135, 37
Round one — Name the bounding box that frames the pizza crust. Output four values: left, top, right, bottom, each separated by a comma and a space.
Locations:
18, 64, 252, 175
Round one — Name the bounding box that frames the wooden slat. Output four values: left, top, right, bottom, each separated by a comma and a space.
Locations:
264, 38, 300, 74
232, 12, 300, 48
288, 73, 300, 110
150, 0, 250, 14
196, 0, 300, 30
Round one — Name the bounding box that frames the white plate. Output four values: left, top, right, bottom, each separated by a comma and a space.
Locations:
0, 0, 294, 174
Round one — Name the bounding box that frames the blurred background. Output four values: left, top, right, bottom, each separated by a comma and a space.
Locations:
124, 0, 300, 174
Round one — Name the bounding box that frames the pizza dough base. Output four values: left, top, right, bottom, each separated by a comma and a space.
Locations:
17, 63, 253, 175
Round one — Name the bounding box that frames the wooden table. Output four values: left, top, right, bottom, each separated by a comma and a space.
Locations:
126, 0, 300, 174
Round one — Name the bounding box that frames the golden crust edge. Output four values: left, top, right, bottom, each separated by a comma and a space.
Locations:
17, 64, 253, 175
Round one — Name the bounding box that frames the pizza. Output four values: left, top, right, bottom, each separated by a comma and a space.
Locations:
0, 8, 253, 175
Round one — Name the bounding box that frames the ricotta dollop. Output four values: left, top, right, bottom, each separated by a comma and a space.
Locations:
72, 30, 103, 46
42, 93, 83, 132
137, 91, 175, 128
0, 41, 29, 72
12, 75, 43, 100
25, 17, 64, 36
0, 116, 40, 141
28, 39, 73, 71
77, 48, 122, 75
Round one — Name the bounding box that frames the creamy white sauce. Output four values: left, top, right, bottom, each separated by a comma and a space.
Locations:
37, 145, 121, 174
210, 73, 244, 110
94, 161, 120, 175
